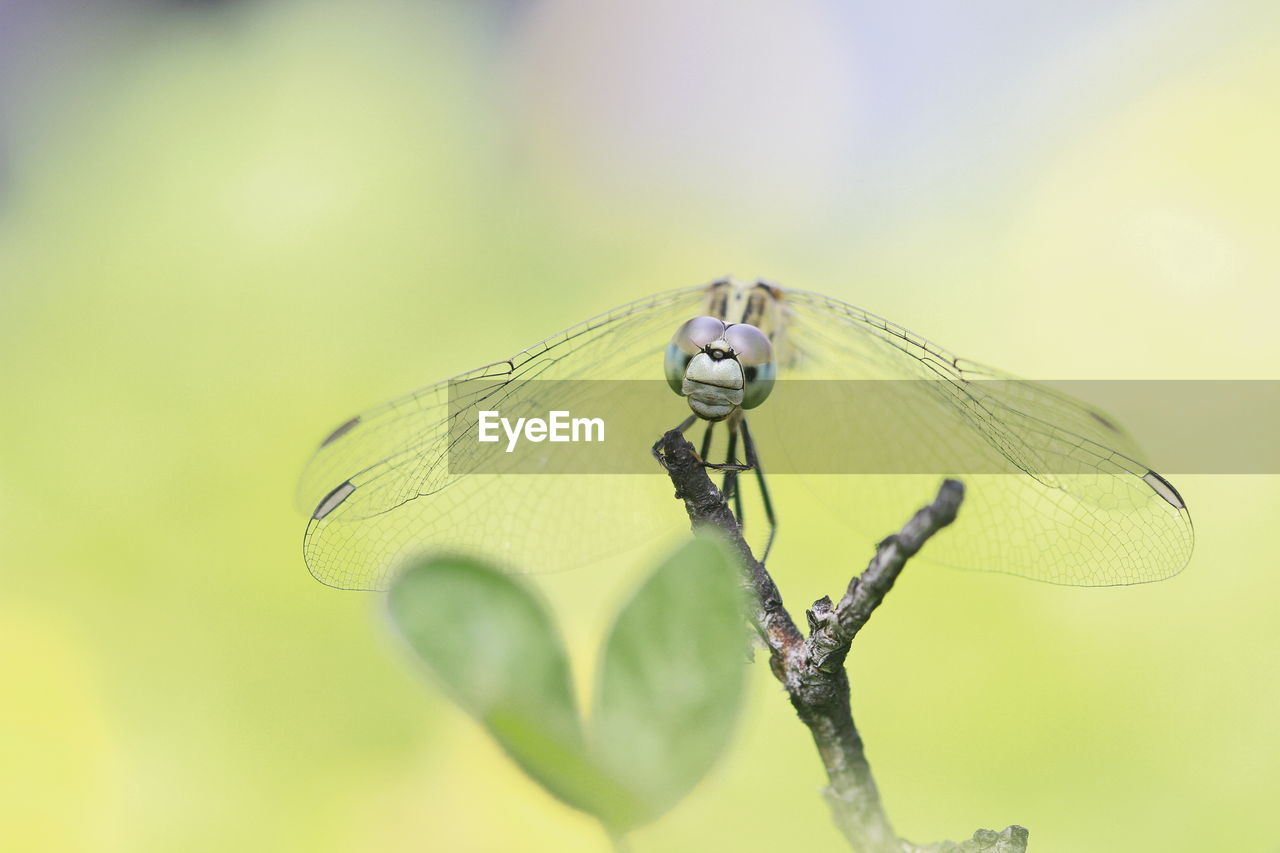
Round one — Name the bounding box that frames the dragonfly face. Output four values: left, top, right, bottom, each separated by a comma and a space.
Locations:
664, 316, 776, 420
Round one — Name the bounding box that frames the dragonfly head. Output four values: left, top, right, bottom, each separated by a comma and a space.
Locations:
665, 316, 776, 421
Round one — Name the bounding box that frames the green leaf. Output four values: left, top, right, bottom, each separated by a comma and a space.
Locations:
589, 536, 749, 830
386, 542, 750, 833
386, 555, 636, 816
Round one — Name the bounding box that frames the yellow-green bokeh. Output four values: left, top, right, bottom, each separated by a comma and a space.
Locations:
2, 2, 1277, 851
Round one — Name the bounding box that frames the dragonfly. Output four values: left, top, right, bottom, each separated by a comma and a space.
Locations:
297, 277, 1193, 590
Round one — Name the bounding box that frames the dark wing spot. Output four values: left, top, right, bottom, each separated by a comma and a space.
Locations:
1142, 470, 1186, 510
320, 416, 360, 447
1089, 409, 1120, 433
312, 481, 356, 520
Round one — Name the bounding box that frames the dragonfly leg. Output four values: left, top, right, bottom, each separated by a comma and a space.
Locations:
740, 417, 777, 562
701, 425, 749, 471
722, 421, 745, 529
699, 420, 716, 462
702, 417, 749, 472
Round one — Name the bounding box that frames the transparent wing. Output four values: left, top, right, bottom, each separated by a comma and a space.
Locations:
298, 287, 708, 590
766, 288, 1193, 586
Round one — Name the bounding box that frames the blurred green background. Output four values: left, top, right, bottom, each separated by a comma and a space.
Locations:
2, 1, 1277, 851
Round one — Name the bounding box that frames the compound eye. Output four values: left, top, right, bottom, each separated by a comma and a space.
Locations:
741, 360, 776, 409
671, 316, 727, 354
724, 323, 773, 366
664, 342, 692, 394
